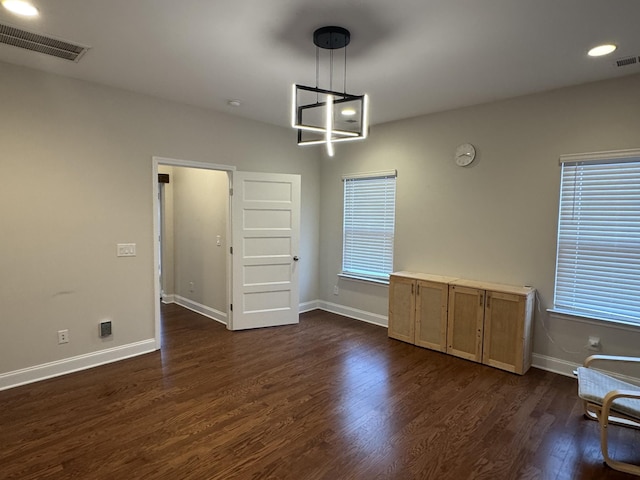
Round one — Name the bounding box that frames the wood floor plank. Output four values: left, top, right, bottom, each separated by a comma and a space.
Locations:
0, 304, 638, 479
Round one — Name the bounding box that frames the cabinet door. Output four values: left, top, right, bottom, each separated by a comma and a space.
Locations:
415, 280, 448, 352
482, 291, 528, 374
388, 276, 415, 343
447, 285, 484, 362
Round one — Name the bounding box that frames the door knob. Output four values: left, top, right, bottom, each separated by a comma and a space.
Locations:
293, 256, 299, 261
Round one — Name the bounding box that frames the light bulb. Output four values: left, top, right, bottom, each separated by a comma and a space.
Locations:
326, 95, 335, 157
588, 44, 617, 57
2, 0, 39, 16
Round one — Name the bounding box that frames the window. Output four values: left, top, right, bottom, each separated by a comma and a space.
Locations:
341, 170, 397, 283
554, 150, 640, 326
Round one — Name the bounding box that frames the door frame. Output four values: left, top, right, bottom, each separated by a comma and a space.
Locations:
152, 156, 236, 349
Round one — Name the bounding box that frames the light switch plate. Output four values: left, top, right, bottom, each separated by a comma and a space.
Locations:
117, 243, 136, 257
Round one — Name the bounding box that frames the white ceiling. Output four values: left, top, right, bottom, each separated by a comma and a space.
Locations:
1, 0, 639, 128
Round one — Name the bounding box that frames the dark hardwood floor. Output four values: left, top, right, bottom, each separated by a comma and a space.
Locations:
1, 304, 638, 479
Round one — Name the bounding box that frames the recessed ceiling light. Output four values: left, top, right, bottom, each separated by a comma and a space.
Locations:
2, 0, 39, 16
227, 100, 241, 107
341, 108, 357, 116
588, 44, 617, 57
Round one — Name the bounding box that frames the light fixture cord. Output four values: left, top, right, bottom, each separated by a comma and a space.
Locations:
315, 45, 319, 103
343, 42, 347, 94
330, 47, 333, 91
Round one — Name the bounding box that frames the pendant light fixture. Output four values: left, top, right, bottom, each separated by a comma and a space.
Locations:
291, 26, 369, 157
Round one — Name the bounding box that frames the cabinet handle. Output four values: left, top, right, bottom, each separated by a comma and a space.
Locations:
479, 294, 483, 307
411, 284, 414, 295
417, 284, 420, 296
487, 294, 491, 308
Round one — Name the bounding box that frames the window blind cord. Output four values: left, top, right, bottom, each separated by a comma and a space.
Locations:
536, 290, 588, 355
571, 165, 578, 220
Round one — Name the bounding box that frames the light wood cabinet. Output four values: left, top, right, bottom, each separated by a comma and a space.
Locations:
388, 272, 456, 352
389, 272, 535, 375
447, 279, 535, 375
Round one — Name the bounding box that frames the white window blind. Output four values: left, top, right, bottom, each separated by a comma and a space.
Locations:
342, 171, 397, 282
554, 154, 640, 325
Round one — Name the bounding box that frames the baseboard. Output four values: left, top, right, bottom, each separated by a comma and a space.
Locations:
162, 294, 175, 304
532, 353, 640, 385
531, 353, 578, 378
166, 296, 384, 327
300, 300, 321, 313
169, 296, 315, 320
0, 339, 157, 391
316, 300, 388, 328
173, 295, 227, 325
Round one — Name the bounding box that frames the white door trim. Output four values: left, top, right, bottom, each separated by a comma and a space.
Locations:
152, 156, 236, 349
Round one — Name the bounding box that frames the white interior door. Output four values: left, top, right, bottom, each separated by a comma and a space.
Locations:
231, 171, 300, 330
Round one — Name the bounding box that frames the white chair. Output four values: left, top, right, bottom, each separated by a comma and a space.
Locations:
576, 354, 640, 475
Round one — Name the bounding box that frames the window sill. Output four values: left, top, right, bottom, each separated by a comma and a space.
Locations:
338, 272, 390, 286
547, 308, 640, 332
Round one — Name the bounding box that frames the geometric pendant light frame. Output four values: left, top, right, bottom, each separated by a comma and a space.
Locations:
291, 26, 369, 156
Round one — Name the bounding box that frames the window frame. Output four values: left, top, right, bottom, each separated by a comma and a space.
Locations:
340, 170, 397, 284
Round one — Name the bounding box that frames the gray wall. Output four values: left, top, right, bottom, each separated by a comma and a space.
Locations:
319, 73, 640, 373
0, 62, 320, 378
172, 167, 229, 314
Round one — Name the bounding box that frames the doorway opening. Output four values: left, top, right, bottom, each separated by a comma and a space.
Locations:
152, 157, 235, 349
152, 158, 302, 349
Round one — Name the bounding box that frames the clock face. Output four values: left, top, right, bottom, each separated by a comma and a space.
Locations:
455, 143, 476, 166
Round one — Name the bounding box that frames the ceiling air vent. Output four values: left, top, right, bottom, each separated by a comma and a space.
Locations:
0, 23, 89, 62
615, 55, 638, 68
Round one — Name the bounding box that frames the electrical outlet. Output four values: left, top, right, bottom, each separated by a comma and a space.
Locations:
333, 285, 339, 295
58, 329, 69, 344
189, 281, 195, 292
587, 336, 601, 351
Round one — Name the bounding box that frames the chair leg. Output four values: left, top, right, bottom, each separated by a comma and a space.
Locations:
600, 414, 613, 466
599, 412, 640, 475
584, 409, 598, 422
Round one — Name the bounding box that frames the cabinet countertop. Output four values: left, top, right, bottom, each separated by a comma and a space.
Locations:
390, 271, 459, 284
451, 278, 535, 296
391, 272, 535, 296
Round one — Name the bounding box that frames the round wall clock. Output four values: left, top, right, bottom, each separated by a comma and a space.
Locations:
454, 143, 476, 167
